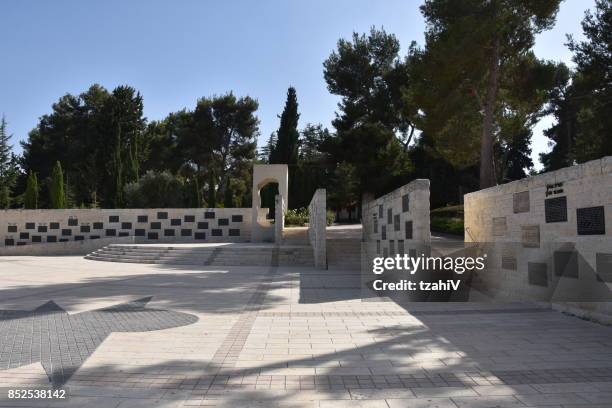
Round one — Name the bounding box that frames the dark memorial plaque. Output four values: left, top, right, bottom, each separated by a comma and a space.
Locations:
372, 215, 378, 234
387, 208, 392, 225
397, 239, 405, 254
402, 194, 410, 212
394, 214, 400, 231
381, 225, 386, 240
554, 251, 578, 278
513, 191, 530, 213
521, 225, 540, 248
378, 205, 383, 219
405, 221, 413, 240
492, 217, 507, 236
501, 256, 517, 270
545, 196, 567, 223
528, 262, 548, 287
576, 206, 605, 235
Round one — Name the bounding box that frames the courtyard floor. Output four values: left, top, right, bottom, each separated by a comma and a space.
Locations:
0, 256, 611, 407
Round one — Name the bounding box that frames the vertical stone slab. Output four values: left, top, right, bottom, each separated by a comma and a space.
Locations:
308, 189, 327, 269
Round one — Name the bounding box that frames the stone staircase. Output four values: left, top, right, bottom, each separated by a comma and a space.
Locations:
85, 244, 314, 267
326, 238, 362, 271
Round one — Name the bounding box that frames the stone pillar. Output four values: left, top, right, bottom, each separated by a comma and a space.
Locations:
275, 194, 285, 244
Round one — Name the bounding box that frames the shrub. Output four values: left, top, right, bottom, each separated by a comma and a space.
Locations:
430, 216, 464, 236
326, 210, 335, 226
285, 208, 309, 226
124, 171, 186, 208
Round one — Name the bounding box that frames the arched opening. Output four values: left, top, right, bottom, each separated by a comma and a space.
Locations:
259, 181, 279, 220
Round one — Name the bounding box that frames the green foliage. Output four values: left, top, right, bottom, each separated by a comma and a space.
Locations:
24, 172, 39, 209
49, 161, 66, 209
123, 171, 186, 208
326, 210, 335, 226
0, 116, 18, 208
430, 216, 464, 236
323, 28, 414, 197
270, 87, 300, 165
20, 84, 147, 208
285, 208, 309, 226
416, 0, 562, 187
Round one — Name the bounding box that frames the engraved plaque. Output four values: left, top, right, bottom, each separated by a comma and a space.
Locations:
528, 262, 548, 287
372, 215, 378, 234
501, 256, 517, 270
231, 215, 243, 222
184, 215, 195, 223
205, 211, 215, 219
109, 215, 119, 223
229, 229, 240, 236
135, 229, 145, 236
164, 229, 175, 236
397, 240, 405, 254
212, 229, 222, 236
387, 208, 392, 225
389, 240, 395, 254
513, 191, 530, 213
521, 225, 540, 248
402, 194, 410, 212
171, 218, 181, 226
545, 196, 567, 223
405, 221, 413, 240
218, 218, 229, 226
394, 214, 400, 231
137, 215, 148, 223
378, 205, 383, 219
68, 218, 78, 226
492, 217, 507, 236
376, 240, 381, 254
157, 211, 168, 220
381, 225, 386, 240
554, 251, 578, 278
576, 206, 605, 235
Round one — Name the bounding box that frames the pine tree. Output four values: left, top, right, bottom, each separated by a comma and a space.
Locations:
49, 161, 66, 209
24, 172, 39, 209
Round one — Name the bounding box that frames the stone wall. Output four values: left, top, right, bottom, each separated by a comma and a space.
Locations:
1, 208, 263, 250
308, 189, 327, 269
464, 156, 612, 321
362, 179, 431, 260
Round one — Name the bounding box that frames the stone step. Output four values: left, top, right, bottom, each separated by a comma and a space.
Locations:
86, 244, 314, 267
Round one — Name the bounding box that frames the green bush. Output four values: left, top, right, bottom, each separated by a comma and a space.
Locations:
285, 208, 309, 226
326, 210, 335, 226
430, 216, 464, 236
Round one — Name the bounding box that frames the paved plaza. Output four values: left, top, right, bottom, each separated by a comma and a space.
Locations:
0, 256, 611, 407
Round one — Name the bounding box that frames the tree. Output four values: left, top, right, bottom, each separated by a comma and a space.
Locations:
20, 84, 148, 208
49, 161, 66, 209
24, 172, 39, 209
180, 93, 259, 207
124, 171, 186, 208
323, 28, 413, 199
418, 0, 561, 188
0, 116, 18, 208
566, 0, 612, 163
270, 87, 300, 165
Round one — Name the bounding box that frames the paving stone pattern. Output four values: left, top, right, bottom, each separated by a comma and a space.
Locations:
0, 297, 197, 386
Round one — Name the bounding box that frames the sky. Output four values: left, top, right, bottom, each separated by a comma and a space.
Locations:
0, 0, 595, 170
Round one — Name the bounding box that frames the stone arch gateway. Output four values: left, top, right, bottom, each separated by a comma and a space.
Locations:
251, 164, 288, 242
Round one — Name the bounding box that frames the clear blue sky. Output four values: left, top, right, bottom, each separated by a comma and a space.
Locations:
0, 0, 595, 169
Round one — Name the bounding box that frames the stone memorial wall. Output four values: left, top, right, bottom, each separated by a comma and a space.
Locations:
362, 179, 431, 262
1, 208, 262, 249
464, 156, 612, 321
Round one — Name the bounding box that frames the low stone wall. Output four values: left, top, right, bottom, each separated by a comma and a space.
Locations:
0, 236, 135, 256
308, 189, 327, 269
1, 208, 265, 250
362, 179, 431, 261
464, 156, 612, 322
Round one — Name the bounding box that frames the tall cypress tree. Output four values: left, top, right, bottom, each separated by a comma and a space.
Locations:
49, 161, 66, 209
24, 172, 39, 209
0, 116, 17, 208
270, 87, 300, 165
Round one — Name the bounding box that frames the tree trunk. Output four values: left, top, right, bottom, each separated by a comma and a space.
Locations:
479, 40, 500, 189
